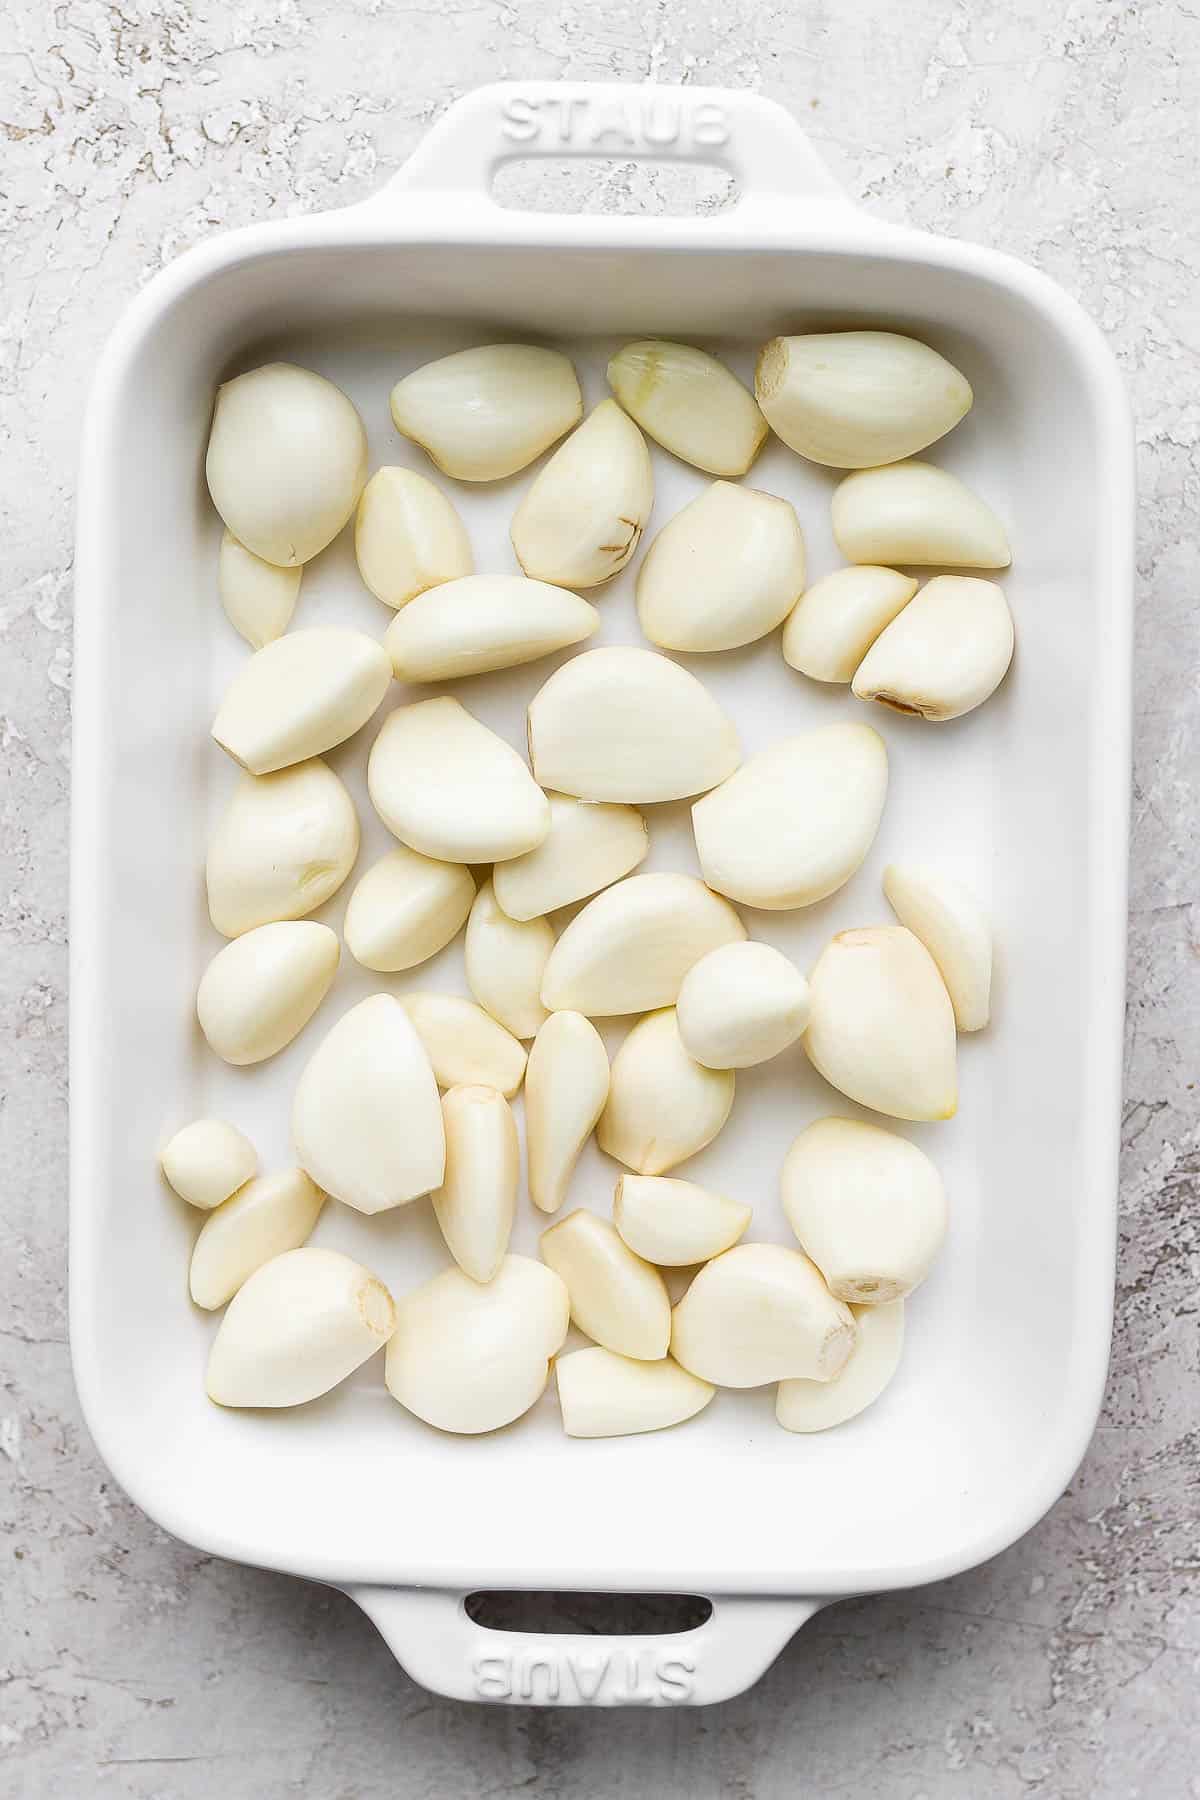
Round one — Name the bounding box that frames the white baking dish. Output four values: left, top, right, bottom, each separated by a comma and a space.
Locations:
71, 82, 1133, 1707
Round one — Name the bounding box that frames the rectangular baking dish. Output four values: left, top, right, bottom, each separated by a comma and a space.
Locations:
71, 81, 1133, 1708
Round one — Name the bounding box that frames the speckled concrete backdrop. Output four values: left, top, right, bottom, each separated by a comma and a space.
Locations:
1, 2, 1197, 1794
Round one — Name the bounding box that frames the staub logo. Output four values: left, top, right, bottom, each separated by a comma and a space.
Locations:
473, 1643, 696, 1704
500, 93, 729, 154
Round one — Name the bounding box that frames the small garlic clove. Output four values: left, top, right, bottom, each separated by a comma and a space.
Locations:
354, 466, 472, 610
670, 1243, 856, 1388
218, 530, 301, 648
493, 792, 648, 922
597, 1008, 735, 1176
511, 400, 654, 588
525, 1010, 610, 1215
776, 1299, 904, 1433
607, 340, 766, 478
212, 627, 392, 775
189, 1168, 325, 1310
540, 1210, 671, 1360
160, 1119, 257, 1211
390, 345, 582, 482
832, 461, 1011, 568
343, 846, 475, 974
883, 862, 992, 1030
206, 1246, 395, 1408
613, 1173, 750, 1266
206, 758, 359, 939
368, 696, 550, 864
637, 481, 806, 652
676, 941, 809, 1069
782, 565, 918, 684
385, 575, 597, 683
557, 1346, 715, 1438
541, 872, 746, 1017
804, 926, 957, 1122
432, 1086, 518, 1284
692, 723, 888, 911
464, 882, 553, 1040
851, 576, 1014, 721
196, 921, 339, 1065
399, 992, 527, 1098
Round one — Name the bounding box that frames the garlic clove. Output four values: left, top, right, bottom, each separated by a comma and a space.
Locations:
637, 481, 805, 652
804, 926, 958, 1122
607, 340, 766, 478
670, 1243, 856, 1388
692, 722, 887, 911
525, 1010, 610, 1215
676, 941, 810, 1069
464, 881, 553, 1040
189, 1168, 326, 1311
597, 1008, 735, 1176
540, 1210, 671, 1360
343, 846, 475, 974
492, 792, 648, 922
212, 627, 392, 775
196, 921, 339, 1065
206, 759, 359, 939
390, 345, 582, 482
354, 466, 473, 610
851, 576, 1015, 721
385, 575, 597, 683
557, 1346, 715, 1438
511, 400, 654, 588
432, 1086, 518, 1284
883, 862, 992, 1030
832, 461, 1011, 568
399, 992, 527, 1098
776, 1299, 904, 1433
541, 872, 746, 1017
160, 1119, 257, 1212
218, 530, 301, 648
613, 1173, 750, 1266
782, 565, 918, 684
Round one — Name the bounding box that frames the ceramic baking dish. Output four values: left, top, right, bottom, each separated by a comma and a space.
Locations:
71, 82, 1133, 1707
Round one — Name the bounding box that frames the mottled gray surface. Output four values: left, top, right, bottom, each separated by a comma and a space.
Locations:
1, 1, 1197, 1794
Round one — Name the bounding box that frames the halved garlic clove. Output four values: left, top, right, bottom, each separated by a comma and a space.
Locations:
851, 576, 1014, 721
782, 565, 918, 684
432, 1086, 518, 1284
387, 1255, 570, 1433
385, 575, 597, 683
218, 530, 301, 648
196, 921, 339, 1065
368, 697, 550, 863
464, 882, 553, 1040
343, 846, 475, 974
539, 1210, 671, 1360
607, 340, 766, 478
692, 723, 887, 911
189, 1168, 325, 1311
160, 1119, 257, 1211
390, 345, 582, 482
613, 1173, 750, 1266
212, 628, 392, 774
354, 466, 473, 610
525, 1011, 610, 1215
206, 759, 359, 939
832, 461, 1011, 568
676, 941, 809, 1069
399, 992, 527, 1098
292, 994, 445, 1212
883, 862, 992, 1030
511, 400, 654, 588
541, 872, 746, 1017
636, 482, 805, 652
597, 1008, 735, 1176
670, 1243, 856, 1388
804, 927, 957, 1122
493, 792, 648, 922
776, 1299, 904, 1433
206, 1246, 395, 1408
557, 1346, 715, 1438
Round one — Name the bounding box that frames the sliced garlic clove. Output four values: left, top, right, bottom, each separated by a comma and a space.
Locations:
206, 758, 359, 940
541, 872, 746, 1017
291, 994, 445, 1212
493, 792, 648, 922
804, 926, 957, 1122
597, 1008, 735, 1176
160, 1119, 257, 1211
883, 862, 992, 1030
511, 400, 654, 588
670, 1243, 856, 1388
607, 340, 766, 478
776, 1299, 904, 1433
189, 1168, 326, 1310
851, 576, 1014, 721
343, 846, 475, 974
196, 921, 339, 1065
692, 722, 887, 911
557, 1346, 715, 1438
432, 1086, 518, 1284
390, 345, 582, 482
385, 575, 597, 683
525, 1011, 610, 1215
637, 482, 805, 652
354, 466, 473, 610
399, 992, 527, 1098
539, 1210, 671, 1360
368, 696, 550, 863
613, 1173, 750, 1267
212, 627, 392, 775
782, 565, 918, 684
832, 461, 1011, 568
676, 941, 810, 1069
464, 882, 553, 1040
218, 530, 301, 649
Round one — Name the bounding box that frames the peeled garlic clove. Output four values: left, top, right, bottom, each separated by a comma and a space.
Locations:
782, 1116, 947, 1303
693, 723, 887, 911
400, 992, 527, 1098
805, 927, 957, 1122
613, 1173, 750, 1266
670, 1243, 856, 1388
852, 576, 1014, 721
755, 331, 973, 469
196, 921, 339, 1065
354, 466, 473, 610
386, 1255, 569, 1434
206, 363, 368, 566
832, 461, 1011, 568
368, 697, 550, 864
207, 1247, 395, 1408
540, 1210, 671, 1360
212, 628, 392, 775
218, 530, 301, 648
390, 345, 582, 482
464, 882, 553, 1040
557, 1346, 715, 1438
598, 1008, 735, 1176
676, 941, 809, 1069
607, 340, 766, 478
525, 1011, 610, 1215
782, 565, 918, 683
432, 1086, 518, 1284
541, 872, 746, 1017
206, 758, 359, 939
493, 793, 647, 922
189, 1168, 325, 1310
511, 400, 653, 588
160, 1119, 257, 1211
883, 862, 992, 1030
637, 482, 805, 653
777, 1299, 904, 1433
343, 852, 470, 977
292, 994, 445, 1212
385, 575, 597, 683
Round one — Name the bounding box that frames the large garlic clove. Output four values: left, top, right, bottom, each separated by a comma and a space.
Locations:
354, 466, 472, 610
390, 345, 582, 482
832, 461, 1011, 568
525, 1011, 610, 1215
385, 1255, 570, 1434
782, 1116, 947, 1303
782, 565, 918, 684
206, 1246, 395, 1408
399, 992, 527, 1098
160, 1119, 257, 1211
385, 575, 597, 684
692, 723, 887, 911
368, 697, 550, 863
493, 793, 648, 922
636, 482, 805, 653
527, 646, 740, 804
541, 872, 746, 1017
206, 759, 359, 939
212, 627, 392, 775
613, 1173, 750, 1266
291, 994, 445, 1213
676, 941, 810, 1069
205, 363, 367, 566
851, 576, 1014, 721
755, 331, 973, 469
540, 1210, 671, 1360
196, 921, 339, 1065
557, 1346, 715, 1438
883, 863, 992, 1030
597, 1008, 735, 1176
511, 400, 654, 588
218, 530, 301, 648
670, 1243, 856, 1388
189, 1168, 325, 1310
776, 1299, 904, 1433
343, 847, 475, 974
432, 1086, 518, 1284
464, 882, 553, 1040
804, 927, 957, 1122
607, 340, 766, 478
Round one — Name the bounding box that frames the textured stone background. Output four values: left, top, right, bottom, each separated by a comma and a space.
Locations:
2, 1, 1197, 1794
